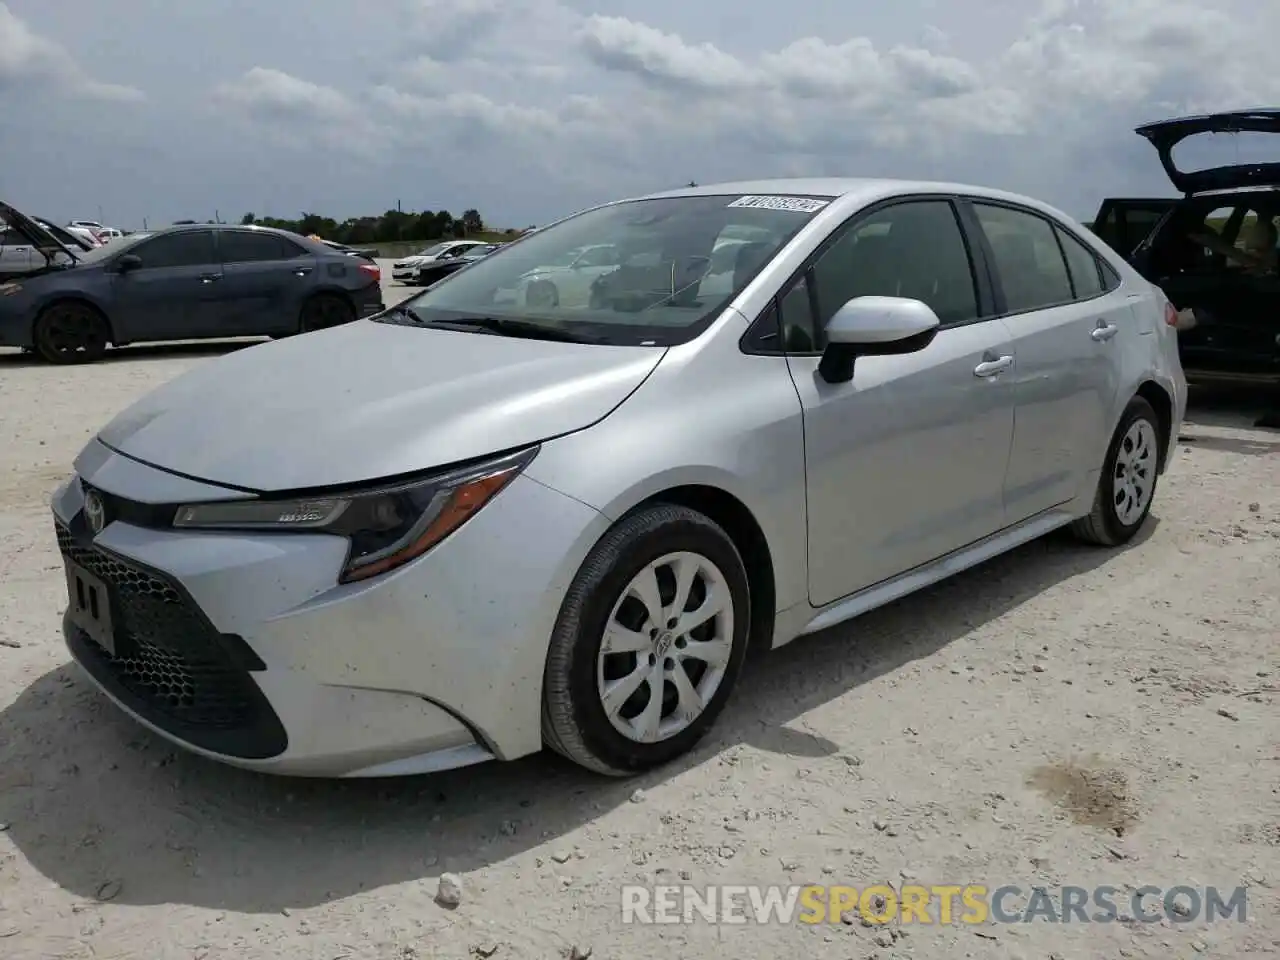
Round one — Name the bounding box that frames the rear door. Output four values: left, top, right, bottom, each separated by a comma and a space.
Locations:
215, 230, 317, 335
108, 230, 224, 341
964, 200, 1126, 523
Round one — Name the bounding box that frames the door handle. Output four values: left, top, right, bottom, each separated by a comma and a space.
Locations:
974, 355, 1013, 378
1091, 320, 1119, 342
293, 268, 313, 277
200, 273, 222, 283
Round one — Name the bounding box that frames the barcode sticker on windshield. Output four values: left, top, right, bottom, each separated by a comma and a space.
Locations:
727, 195, 830, 213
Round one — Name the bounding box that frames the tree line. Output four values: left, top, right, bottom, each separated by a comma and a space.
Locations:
235, 208, 525, 244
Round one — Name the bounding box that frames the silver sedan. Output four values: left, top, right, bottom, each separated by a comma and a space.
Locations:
51, 178, 1186, 778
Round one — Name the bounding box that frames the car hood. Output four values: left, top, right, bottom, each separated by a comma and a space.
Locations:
1136, 109, 1280, 194
96, 319, 664, 493
0, 200, 81, 263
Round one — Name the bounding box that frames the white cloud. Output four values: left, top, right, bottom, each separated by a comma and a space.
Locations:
213, 67, 355, 125
8, 0, 1280, 227
0, 2, 143, 102
204, 0, 1280, 216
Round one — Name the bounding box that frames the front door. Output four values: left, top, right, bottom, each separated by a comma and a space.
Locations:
783, 198, 1017, 608
109, 230, 223, 341
215, 229, 318, 335
966, 202, 1124, 522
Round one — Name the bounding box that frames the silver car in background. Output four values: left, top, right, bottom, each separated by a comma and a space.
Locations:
52, 178, 1186, 779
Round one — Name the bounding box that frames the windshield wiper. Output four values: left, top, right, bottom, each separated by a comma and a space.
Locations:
376, 303, 427, 326
444, 316, 603, 344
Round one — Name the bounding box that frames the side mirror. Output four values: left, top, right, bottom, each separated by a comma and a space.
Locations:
115, 253, 142, 273
818, 296, 941, 384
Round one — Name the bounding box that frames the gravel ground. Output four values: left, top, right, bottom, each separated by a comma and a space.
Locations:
1, 278, 1277, 959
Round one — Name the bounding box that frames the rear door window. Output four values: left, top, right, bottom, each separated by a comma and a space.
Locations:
1090, 200, 1176, 257
219, 230, 303, 263
972, 203, 1074, 313
1055, 227, 1105, 299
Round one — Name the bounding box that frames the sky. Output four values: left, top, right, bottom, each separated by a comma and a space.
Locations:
2, 0, 1279, 231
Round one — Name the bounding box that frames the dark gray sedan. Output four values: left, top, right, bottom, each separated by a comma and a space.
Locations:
0, 202, 384, 363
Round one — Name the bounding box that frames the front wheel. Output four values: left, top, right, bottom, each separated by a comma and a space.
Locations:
33, 302, 110, 364
1072, 396, 1161, 546
542, 504, 751, 776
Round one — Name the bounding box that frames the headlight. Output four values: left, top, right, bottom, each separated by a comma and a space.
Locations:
172, 447, 537, 583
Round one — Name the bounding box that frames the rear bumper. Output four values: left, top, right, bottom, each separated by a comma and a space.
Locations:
353, 281, 384, 318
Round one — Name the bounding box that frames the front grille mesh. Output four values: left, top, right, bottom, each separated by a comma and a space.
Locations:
57, 523, 262, 731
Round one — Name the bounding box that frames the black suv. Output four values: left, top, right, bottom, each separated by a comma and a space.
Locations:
1090, 109, 1280, 385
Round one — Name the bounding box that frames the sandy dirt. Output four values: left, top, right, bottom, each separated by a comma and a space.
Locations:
1, 283, 1277, 959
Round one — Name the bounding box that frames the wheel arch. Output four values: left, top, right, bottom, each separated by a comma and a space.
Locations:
1133, 379, 1174, 470
620, 483, 777, 660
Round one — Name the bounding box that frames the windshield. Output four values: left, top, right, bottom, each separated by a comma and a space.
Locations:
416, 243, 450, 257
388, 193, 831, 346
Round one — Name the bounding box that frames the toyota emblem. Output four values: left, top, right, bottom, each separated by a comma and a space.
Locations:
84, 490, 106, 535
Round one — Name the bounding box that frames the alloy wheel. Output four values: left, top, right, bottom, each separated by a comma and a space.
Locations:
1113, 418, 1157, 526
595, 551, 733, 744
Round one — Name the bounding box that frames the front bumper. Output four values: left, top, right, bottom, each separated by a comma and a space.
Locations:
51, 445, 609, 777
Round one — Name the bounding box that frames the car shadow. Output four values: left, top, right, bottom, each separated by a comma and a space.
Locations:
1182, 382, 1280, 432
1176, 432, 1280, 456
0, 340, 265, 368
0, 521, 1157, 914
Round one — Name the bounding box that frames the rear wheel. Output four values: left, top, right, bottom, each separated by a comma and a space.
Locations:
1072, 396, 1161, 546
33, 302, 110, 364
542, 504, 751, 776
298, 293, 355, 334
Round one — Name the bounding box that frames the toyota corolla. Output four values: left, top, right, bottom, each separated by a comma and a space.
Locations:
51, 178, 1186, 778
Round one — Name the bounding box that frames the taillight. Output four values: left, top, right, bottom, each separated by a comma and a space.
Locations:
358, 262, 380, 282
1164, 302, 1178, 327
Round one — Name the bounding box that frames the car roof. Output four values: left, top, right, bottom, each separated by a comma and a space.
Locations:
627, 177, 1086, 228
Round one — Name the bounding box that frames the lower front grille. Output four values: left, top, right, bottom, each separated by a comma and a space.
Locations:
56, 519, 287, 760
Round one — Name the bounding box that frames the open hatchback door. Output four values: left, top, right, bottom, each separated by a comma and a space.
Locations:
1136, 108, 1280, 194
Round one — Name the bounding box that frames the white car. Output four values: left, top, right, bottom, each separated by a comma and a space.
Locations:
50, 178, 1185, 779
63, 225, 103, 248
499, 244, 623, 307
392, 240, 489, 283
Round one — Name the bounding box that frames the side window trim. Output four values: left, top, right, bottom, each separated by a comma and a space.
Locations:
740, 194, 995, 357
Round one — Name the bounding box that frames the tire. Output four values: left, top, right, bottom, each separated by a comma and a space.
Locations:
1072, 396, 1162, 546
542, 504, 751, 776
33, 302, 110, 364
298, 293, 355, 334
525, 279, 559, 308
